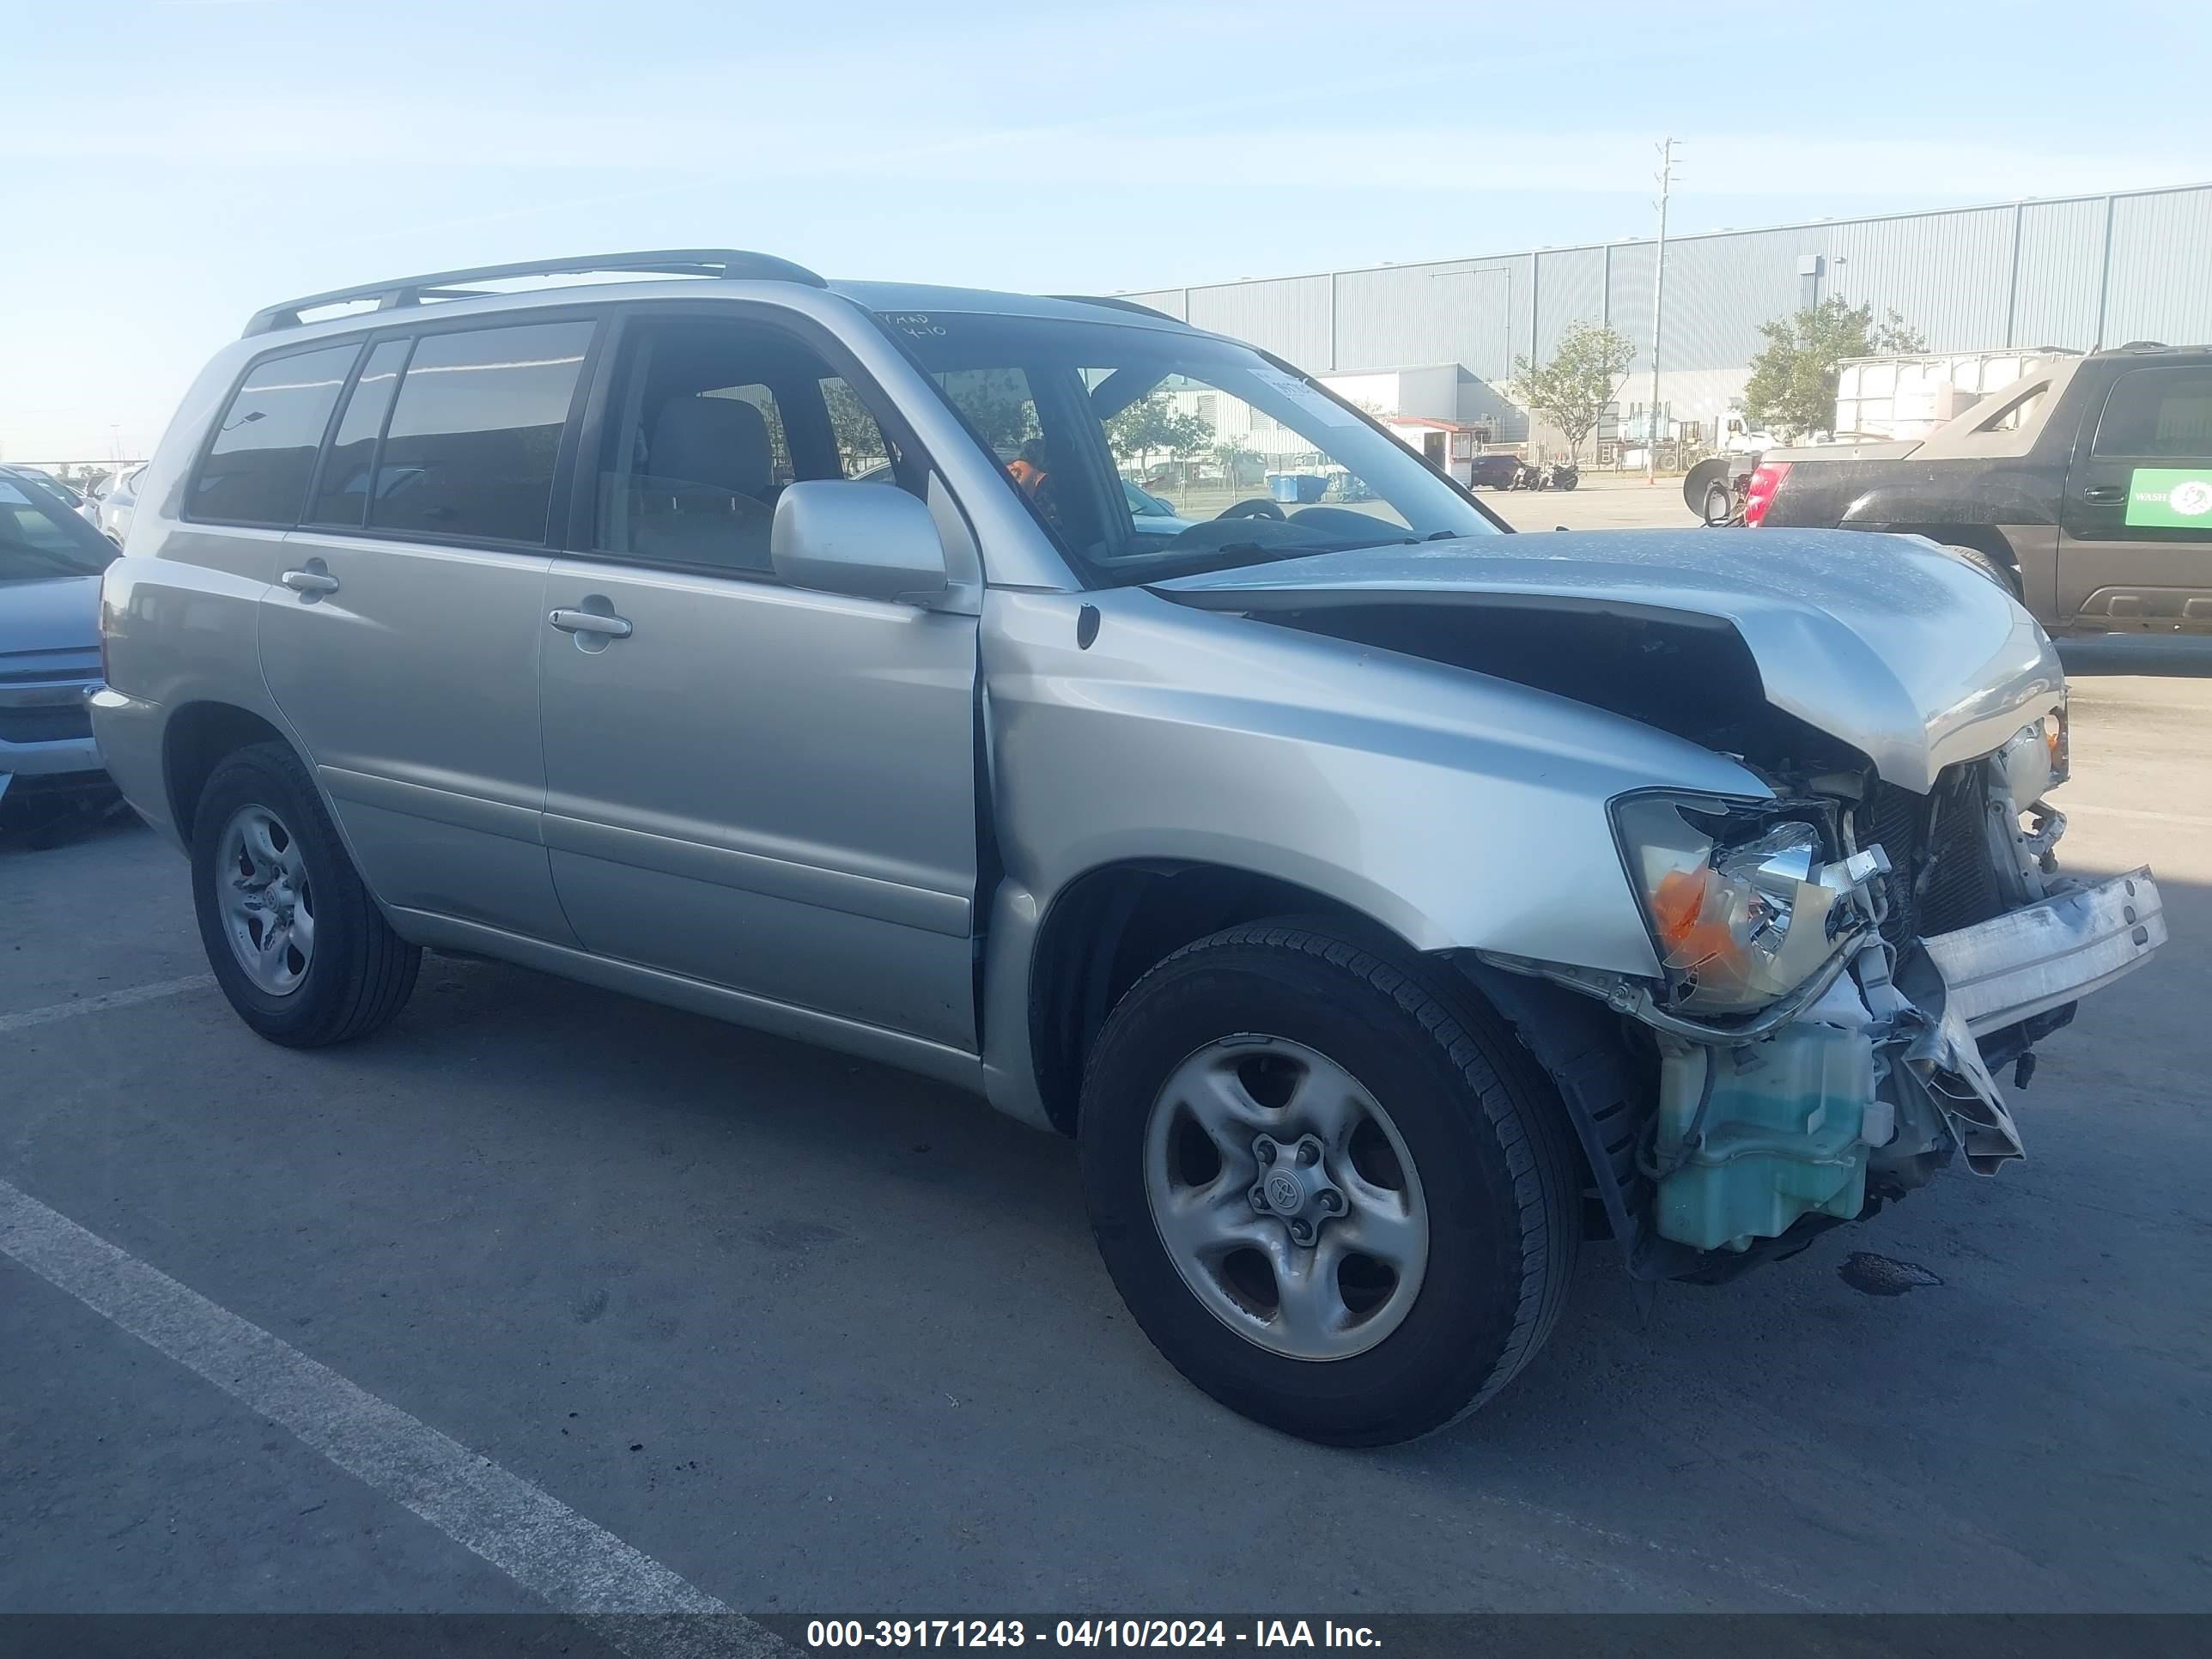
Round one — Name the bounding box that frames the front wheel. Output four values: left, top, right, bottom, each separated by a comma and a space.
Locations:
191, 741, 420, 1047
1079, 921, 1580, 1445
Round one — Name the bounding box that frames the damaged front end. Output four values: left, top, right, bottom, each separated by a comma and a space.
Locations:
1479, 713, 2166, 1281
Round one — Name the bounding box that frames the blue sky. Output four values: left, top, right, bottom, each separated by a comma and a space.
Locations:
4, 0, 2207, 460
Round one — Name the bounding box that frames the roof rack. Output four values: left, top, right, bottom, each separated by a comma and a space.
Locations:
243, 249, 827, 337
1048, 294, 1182, 324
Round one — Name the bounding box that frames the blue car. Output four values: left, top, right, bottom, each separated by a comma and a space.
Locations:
0, 466, 117, 810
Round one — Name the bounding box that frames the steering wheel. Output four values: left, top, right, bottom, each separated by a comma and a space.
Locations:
1218, 497, 1286, 521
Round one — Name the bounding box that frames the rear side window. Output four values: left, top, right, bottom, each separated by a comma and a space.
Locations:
2093, 368, 2212, 459
190, 343, 359, 526
307, 338, 410, 527
369, 320, 593, 544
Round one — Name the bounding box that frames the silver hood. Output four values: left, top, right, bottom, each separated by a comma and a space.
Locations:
1152, 527, 2063, 793
0, 574, 103, 659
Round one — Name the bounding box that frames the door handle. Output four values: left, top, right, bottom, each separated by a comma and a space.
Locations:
548, 607, 633, 639
2080, 485, 2126, 503
279, 566, 340, 596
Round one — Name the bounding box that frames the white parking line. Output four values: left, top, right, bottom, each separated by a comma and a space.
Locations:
0, 1177, 784, 1656
0, 975, 216, 1036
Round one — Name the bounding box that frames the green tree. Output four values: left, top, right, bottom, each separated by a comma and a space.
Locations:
1741, 299, 1927, 441
1105, 391, 1213, 477
823, 378, 891, 474
1505, 320, 1638, 460
938, 370, 1038, 454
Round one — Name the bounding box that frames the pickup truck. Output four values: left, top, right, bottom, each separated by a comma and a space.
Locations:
1747, 344, 2212, 634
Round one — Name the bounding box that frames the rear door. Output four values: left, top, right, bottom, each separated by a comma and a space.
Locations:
2058, 362, 2212, 629
257, 313, 600, 941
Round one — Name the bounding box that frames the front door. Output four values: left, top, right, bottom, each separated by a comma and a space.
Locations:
536, 312, 981, 1050
2058, 362, 2212, 630
261, 316, 599, 941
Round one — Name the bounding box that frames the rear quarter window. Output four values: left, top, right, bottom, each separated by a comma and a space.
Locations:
188, 343, 361, 526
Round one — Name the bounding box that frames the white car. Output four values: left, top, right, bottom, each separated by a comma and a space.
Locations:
83, 465, 145, 544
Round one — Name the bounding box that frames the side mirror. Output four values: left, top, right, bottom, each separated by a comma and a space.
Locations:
770, 480, 950, 604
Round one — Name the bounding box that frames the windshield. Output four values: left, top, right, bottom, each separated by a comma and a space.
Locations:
0, 475, 118, 581
880, 311, 1502, 585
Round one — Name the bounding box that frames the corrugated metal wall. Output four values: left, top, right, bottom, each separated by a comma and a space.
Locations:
2012, 198, 2106, 348
1184, 275, 1331, 369
1331, 258, 1532, 381
2106, 187, 2212, 346
1115, 184, 2210, 378
1532, 246, 1606, 361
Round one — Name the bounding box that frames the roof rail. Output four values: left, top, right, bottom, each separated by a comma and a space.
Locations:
1047, 294, 1182, 325
242, 249, 828, 337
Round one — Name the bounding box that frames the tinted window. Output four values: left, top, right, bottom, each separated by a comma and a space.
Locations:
190, 343, 359, 526
2094, 368, 2212, 459
307, 338, 410, 527
370, 320, 592, 544
1, 477, 118, 581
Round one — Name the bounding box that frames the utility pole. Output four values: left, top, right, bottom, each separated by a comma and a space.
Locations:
1645, 137, 1675, 485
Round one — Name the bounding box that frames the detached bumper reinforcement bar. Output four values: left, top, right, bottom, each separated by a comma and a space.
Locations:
1922, 867, 2166, 1036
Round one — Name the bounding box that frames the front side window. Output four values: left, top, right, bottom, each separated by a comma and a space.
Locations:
1, 477, 118, 581
880, 312, 1498, 585
370, 319, 593, 544
190, 343, 359, 526
2093, 368, 2212, 459
593, 318, 914, 576
822, 377, 894, 478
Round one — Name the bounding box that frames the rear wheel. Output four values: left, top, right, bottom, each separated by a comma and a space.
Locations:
1079, 920, 1579, 1445
191, 741, 419, 1047
1942, 542, 2022, 598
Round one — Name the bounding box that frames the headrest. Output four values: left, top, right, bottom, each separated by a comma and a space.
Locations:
650, 396, 772, 497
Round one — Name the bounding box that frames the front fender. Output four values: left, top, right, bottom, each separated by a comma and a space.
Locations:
981, 587, 1770, 980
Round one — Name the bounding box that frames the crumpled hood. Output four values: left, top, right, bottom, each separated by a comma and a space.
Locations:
0, 574, 102, 658
1151, 528, 2063, 792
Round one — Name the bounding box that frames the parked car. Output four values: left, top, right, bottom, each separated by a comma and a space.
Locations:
1747, 344, 2212, 632
85, 464, 145, 544
1467, 452, 1522, 489
9, 468, 88, 512
1, 465, 117, 808
95, 251, 2165, 1445
1123, 477, 1197, 535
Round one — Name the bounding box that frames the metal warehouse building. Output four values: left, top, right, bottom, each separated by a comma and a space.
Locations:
1119, 181, 2212, 455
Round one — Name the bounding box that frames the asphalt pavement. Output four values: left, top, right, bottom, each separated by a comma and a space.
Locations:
3, 660, 2209, 1620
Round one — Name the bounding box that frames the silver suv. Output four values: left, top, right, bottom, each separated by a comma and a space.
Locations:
94, 251, 2165, 1444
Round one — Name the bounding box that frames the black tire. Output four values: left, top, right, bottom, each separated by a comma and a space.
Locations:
1703, 483, 1735, 525
1079, 919, 1580, 1445
1942, 542, 2022, 598
191, 740, 420, 1047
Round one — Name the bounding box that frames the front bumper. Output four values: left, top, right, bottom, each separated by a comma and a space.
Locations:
0, 681, 103, 779
1922, 869, 2166, 1036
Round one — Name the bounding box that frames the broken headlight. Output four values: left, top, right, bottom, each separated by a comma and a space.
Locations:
1613, 796, 1863, 1015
